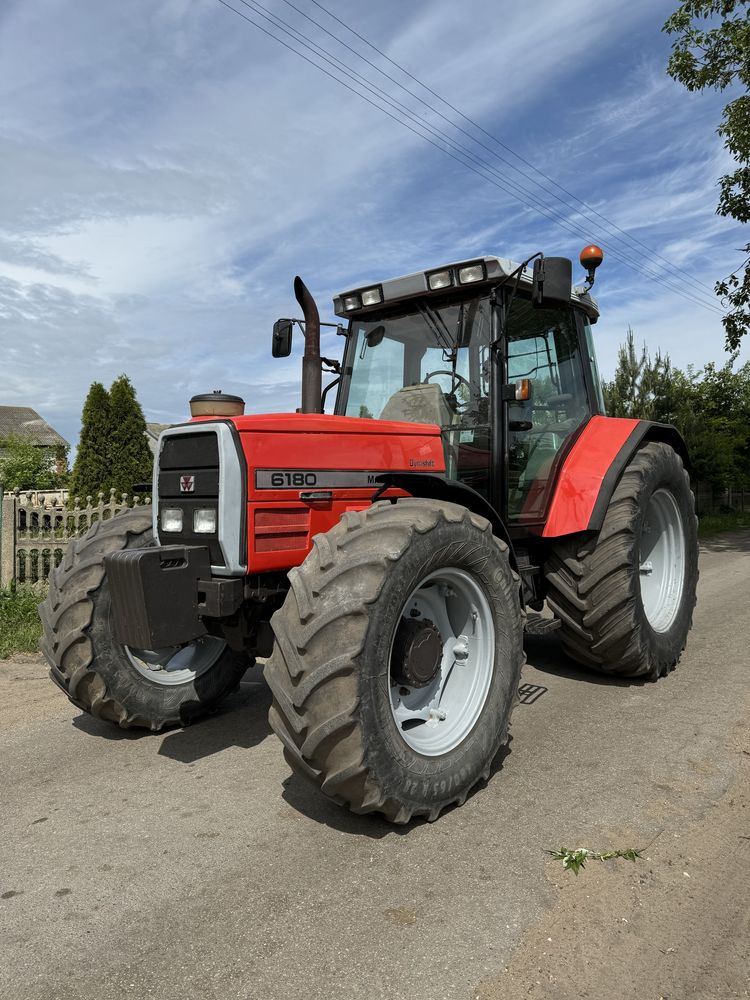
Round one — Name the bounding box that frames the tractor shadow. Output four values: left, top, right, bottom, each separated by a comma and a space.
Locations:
280, 777, 409, 839
280, 736, 514, 838
698, 528, 750, 554
523, 632, 648, 688
71, 664, 273, 762
157, 677, 272, 763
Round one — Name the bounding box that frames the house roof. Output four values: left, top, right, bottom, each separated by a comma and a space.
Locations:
0, 406, 69, 448
145, 422, 173, 456
145, 422, 172, 439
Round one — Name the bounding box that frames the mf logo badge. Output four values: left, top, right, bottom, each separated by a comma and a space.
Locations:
180, 475, 195, 493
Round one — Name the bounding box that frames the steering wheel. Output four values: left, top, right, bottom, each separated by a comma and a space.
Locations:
422, 370, 473, 412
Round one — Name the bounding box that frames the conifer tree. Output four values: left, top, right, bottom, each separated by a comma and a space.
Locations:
69, 382, 112, 502
602, 327, 673, 421
108, 374, 153, 497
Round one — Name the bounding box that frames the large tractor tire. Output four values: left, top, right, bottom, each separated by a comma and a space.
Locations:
39, 507, 249, 730
264, 499, 525, 824
545, 441, 699, 679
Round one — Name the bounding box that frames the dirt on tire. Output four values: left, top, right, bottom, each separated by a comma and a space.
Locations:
264, 498, 525, 824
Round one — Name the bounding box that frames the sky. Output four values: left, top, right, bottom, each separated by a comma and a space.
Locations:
1, 0, 747, 453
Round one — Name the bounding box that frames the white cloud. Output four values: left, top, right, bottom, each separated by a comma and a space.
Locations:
0, 0, 746, 456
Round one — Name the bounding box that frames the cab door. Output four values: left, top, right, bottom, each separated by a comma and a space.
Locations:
504, 298, 592, 524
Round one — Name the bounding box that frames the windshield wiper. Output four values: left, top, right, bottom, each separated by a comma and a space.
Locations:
417, 301, 454, 352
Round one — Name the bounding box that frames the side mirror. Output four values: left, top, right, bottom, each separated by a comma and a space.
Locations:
366, 325, 385, 348
272, 319, 294, 358
531, 257, 572, 309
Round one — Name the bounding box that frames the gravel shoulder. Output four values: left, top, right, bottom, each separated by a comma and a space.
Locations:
477, 712, 750, 1000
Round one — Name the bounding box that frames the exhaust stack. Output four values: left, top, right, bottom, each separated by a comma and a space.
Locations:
294, 276, 322, 414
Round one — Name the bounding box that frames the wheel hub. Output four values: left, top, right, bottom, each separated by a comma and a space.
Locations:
391, 617, 443, 688
125, 635, 227, 686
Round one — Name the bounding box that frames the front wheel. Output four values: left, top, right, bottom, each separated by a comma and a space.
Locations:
264, 499, 525, 823
39, 507, 250, 730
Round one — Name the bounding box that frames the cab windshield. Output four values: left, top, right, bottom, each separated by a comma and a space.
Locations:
341, 293, 493, 492
342, 294, 492, 423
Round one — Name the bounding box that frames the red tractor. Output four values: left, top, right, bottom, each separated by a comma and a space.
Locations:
40, 246, 699, 823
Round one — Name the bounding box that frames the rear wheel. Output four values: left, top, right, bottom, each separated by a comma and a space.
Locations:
264, 499, 525, 823
39, 507, 250, 730
545, 441, 698, 679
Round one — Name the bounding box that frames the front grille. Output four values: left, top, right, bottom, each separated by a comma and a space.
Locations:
160, 433, 219, 471
155, 422, 247, 576
156, 430, 224, 566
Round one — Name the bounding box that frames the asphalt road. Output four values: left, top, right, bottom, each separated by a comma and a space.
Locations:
2, 533, 749, 1000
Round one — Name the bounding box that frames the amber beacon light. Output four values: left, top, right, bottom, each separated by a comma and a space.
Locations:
579, 244, 604, 290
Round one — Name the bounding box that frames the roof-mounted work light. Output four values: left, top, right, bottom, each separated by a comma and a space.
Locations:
457, 262, 486, 284
360, 286, 383, 307
427, 268, 454, 291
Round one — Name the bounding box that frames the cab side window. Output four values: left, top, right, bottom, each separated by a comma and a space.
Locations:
506, 299, 589, 521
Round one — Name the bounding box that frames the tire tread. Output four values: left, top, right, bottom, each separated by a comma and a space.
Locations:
545, 442, 698, 678
264, 499, 525, 823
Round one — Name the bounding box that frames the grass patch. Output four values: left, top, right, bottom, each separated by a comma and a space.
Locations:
698, 509, 750, 538
0, 586, 44, 659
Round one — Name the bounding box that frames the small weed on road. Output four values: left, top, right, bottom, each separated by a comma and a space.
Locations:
545, 846, 643, 875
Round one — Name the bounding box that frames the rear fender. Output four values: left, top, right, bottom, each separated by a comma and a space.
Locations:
543, 416, 690, 538
375, 473, 517, 569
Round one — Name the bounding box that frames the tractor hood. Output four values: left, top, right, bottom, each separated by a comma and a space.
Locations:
155, 413, 446, 575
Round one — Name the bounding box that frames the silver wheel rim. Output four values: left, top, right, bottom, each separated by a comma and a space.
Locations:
125, 636, 226, 687
639, 488, 686, 633
388, 567, 495, 756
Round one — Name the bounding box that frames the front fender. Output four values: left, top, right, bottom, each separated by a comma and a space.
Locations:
375, 472, 517, 569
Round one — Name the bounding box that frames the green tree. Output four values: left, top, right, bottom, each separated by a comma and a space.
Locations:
69, 382, 112, 502
108, 374, 153, 497
664, 1, 750, 349
0, 435, 63, 491
680, 358, 750, 492
605, 329, 750, 496
602, 327, 674, 420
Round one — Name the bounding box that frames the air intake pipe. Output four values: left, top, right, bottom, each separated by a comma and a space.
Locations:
294, 275, 322, 414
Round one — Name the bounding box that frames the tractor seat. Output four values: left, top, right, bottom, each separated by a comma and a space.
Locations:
380, 384, 458, 477
379, 383, 455, 427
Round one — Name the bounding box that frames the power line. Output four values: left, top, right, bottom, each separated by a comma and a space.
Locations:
215, 0, 725, 316
275, 0, 721, 309
305, 0, 718, 299
235, 0, 722, 310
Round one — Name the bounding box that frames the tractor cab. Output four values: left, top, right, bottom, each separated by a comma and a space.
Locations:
330, 253, 604, 526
